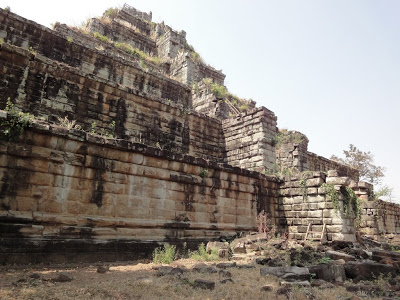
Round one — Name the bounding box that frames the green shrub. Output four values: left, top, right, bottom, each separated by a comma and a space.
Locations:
211, 83, 228, 99
189, 243, 219, 261
93, 32, 112, 43
103, 7, 119, 19
199, 169, 209, 178
115, 42, 161, 65
1, 99, 34, 141
153, 243, 176, 264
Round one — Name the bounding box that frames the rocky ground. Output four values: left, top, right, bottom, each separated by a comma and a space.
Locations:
1, 234, 400, 300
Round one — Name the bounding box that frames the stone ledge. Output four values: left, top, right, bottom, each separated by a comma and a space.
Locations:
0, 111, 280, 182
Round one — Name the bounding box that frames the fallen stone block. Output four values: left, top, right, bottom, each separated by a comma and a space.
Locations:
97, 266, 109, 273
216, 262, 236, 269
193, 263, 218, 274
193, 279, 215, 290
344, 261, 397, 280
309, 263, 346, 282
280, 280, 310, 287
260, 266, 310, 281
326, 250, 356, 262
53, 272, 73, 282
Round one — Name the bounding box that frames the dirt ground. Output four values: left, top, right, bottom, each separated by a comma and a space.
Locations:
0, 258, 383, 300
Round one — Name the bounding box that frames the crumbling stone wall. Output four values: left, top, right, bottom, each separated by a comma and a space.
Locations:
307, 152, 360, 180
275, 130, 309, 174
0, 10, 189, 105
0, 28, 228, 162
117, 4, 152, 36
277, 171, 364, 242
191, 81, 231, 119
85, 18, 157, 55
170, 52, 225, 87
222, 107, 277, 172
122, 3, 153, 23
0, 116, 278, 264
276, 130, 358, 179
360, 200, 400, 237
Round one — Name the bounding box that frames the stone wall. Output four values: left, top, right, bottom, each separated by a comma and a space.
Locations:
170, 53, 226, 86
277, 171, 363, 242
85, 18, 157, 55
191, 81, 231, 119
0, 115, 279, 264
117, 6, 152, 36
0, 10, 189, 106
122, 3, 152, 23
360, 200, 400, 237
276, 130, 359, 179
275, 130, 309, 174
0, 42, 227, 161
307, 152, 360, 180
222, 107, 277, 171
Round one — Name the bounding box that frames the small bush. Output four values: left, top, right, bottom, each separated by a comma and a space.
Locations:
153, 243, 176, 264
93, 32, 112, 43
103, 7, 119, 19
189, 243, 219, 261
1, 99, 34, 141
115, 42, 161, 65
67, 36, 73, 43
199, 169, 209, 178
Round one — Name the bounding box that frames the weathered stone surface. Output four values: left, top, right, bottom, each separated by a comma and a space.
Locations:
326, 250, 356, 262
0, 3, 394, 268
344, 261, 397, 280
260, 266, 310, 281
206, 241, 228, 253
309, 264, 346, 282
97, 266, 109, 273
216, 262, 236, 269
53, 272, 73, 282
156, 266, 174, 276
193, 279, 215, 290
233, 242, 247, 254
261, 285, 273, 292
193, 264, 218, 274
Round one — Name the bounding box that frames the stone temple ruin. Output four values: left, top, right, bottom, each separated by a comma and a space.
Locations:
0, 4, 399, 264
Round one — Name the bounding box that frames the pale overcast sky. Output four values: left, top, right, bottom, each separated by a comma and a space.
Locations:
2, 0, 400, 201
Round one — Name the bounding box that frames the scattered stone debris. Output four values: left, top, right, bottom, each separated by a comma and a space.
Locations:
193, 279, 215, 290
29, 273, 41, 279
96, 266, 109, 273
53, 272, 73, 282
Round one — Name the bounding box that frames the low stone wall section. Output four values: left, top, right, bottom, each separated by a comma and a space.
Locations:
277, 171, 361, 241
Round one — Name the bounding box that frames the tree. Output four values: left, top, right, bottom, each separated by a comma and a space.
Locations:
330, 144, 385, 185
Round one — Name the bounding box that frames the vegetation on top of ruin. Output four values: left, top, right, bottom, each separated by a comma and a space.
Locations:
91, 31, 162, 66
273, 129, 306, 148
103, 7, 120, 19
199, 78, 252, 113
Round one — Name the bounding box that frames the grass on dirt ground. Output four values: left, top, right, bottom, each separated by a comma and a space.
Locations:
0, 258, 384, 300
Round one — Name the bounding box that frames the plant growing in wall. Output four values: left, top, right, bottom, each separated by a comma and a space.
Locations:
199, 169, 209, 178
1, 99, 34, 141
321, 183, 363, 227
299, 173, 308, 201
57, 116, 82, 130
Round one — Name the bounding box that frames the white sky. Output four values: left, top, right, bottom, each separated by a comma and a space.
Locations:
2, 0, 400, 201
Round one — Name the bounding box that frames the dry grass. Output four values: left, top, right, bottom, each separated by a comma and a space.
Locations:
0, 259, 383, 300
